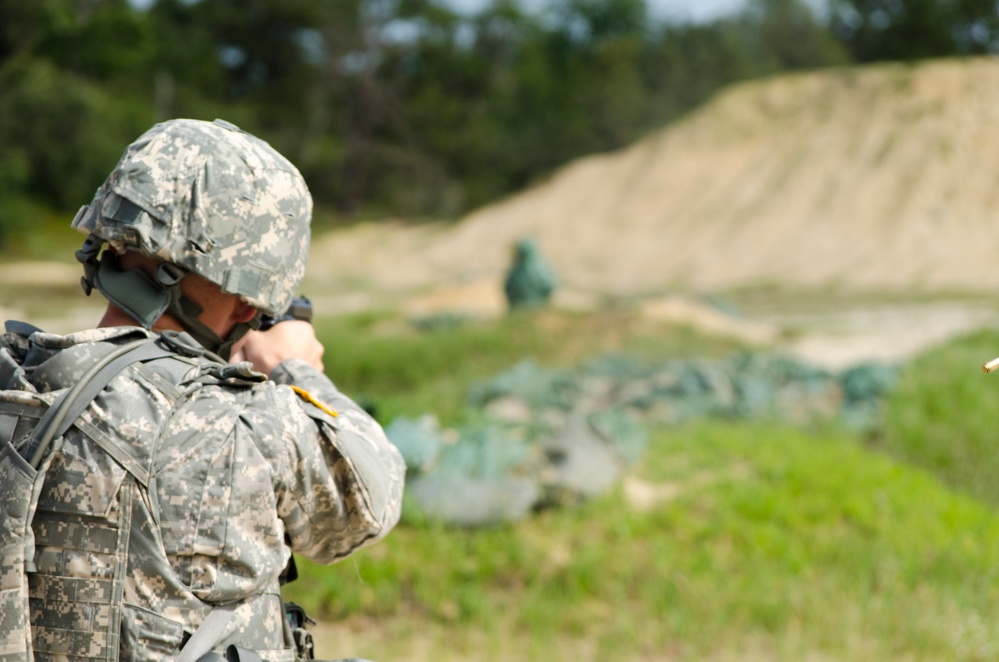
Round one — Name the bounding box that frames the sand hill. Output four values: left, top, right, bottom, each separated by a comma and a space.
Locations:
308, 57, 999, 311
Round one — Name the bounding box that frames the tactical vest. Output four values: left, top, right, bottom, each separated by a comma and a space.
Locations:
0, 328, 296, 662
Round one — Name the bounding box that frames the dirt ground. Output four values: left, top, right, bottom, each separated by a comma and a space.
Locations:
8, 260, 998, 372
294, 58, 999, 370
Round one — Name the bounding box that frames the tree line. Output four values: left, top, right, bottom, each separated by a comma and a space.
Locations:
1, 0, 997, 242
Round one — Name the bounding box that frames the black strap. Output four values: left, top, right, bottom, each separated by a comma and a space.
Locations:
5, 320, 44, 337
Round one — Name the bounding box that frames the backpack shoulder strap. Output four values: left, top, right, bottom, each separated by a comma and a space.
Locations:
20, 337, 174, 469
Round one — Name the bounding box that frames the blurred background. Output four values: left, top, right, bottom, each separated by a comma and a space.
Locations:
6, 0, 999, 660
5, 0, 997, 235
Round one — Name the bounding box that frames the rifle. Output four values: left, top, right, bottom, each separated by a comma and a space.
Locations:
259, 296, 313, 331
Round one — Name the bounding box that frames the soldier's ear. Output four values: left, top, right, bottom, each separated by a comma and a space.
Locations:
233, 301, 258, 324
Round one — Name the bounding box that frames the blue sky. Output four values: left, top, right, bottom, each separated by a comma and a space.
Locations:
448, 0, 749, 22
652, 0, 747, 21
129, 0, 751, 23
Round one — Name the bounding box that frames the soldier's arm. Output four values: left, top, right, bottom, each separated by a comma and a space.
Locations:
236, 322, 405, 563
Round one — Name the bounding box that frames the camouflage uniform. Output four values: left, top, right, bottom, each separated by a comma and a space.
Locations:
0, 119, 405, 662
0, 324, 404, 661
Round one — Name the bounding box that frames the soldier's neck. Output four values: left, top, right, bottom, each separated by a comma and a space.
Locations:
97, 304, 183, 333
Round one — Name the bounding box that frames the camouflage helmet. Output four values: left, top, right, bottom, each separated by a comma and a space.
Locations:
72, 118, 312, 316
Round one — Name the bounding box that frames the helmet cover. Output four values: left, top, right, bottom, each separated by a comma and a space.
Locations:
72, 118, 312, 316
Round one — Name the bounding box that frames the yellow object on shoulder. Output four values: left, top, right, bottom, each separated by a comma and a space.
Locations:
290, 385, 338, 417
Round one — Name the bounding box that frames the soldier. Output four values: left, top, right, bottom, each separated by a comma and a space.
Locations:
0, 119, 405, 661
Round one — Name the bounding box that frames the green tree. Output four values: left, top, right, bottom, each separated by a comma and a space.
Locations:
0, 59, 151, 210
0, 0, 155, 241
828, 0, 999, 61
745, 0, 852, 70
34, 0, 155, 81
0, 0, 873, 240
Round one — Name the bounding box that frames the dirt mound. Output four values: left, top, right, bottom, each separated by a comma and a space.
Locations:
309, 57, 999, 300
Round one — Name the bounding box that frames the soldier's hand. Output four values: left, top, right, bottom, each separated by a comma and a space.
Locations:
232, 320, 325, 375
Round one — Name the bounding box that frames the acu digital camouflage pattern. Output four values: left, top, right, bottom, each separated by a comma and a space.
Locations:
0, 325, 406, 662
72, 119, 312, 316
0, 433, 38, 661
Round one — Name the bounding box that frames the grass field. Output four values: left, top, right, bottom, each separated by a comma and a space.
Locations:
10, 202, 999, 659
281, 311, 999, 661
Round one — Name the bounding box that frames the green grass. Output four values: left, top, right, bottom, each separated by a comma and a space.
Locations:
282, 321, 999, 661
5, 240, 992, 661
874, 329, 999, 507
314, 308, 745, 425
288, 422, 999, 661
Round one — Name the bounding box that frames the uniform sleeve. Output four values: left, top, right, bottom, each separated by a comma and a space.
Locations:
266, 358, 406, 563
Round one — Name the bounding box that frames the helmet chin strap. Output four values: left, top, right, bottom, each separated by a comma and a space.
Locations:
157, 282, 260, 361
78, 239, 260, 360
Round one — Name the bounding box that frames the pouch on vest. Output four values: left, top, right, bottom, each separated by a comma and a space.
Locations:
0, 442, 43, 661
